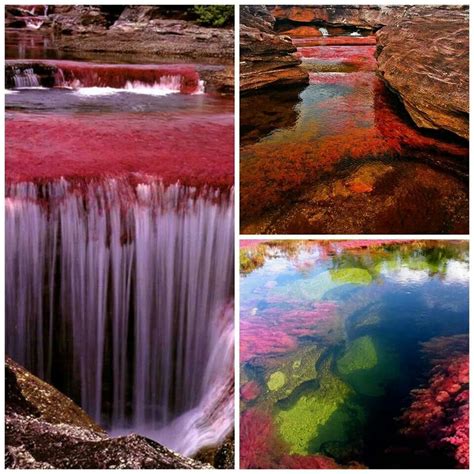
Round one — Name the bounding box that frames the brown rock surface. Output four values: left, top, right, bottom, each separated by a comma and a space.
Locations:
270, 5, 405, 30
282, 25, 323, 37
376, 6, 469, 139
240, 6, 308, 92
5, 358, 213, 469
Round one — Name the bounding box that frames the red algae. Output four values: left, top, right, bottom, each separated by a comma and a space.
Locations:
240, 302, 339, 363
400, 336, 469, 468
6, 111, 234, 188
240, 381, 261, 401
240, 408, 364, 468
240, 38, 467, 224
7, 59, 203, 93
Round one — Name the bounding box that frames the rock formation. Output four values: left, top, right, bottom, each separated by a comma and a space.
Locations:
268, 5, 469, 139
270, 5, 403, 31
376, 6, 469, 139
5, 357, 212, 469
240, 6, 308, 93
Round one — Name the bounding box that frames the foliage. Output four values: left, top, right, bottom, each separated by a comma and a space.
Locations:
192, 6, 233, 27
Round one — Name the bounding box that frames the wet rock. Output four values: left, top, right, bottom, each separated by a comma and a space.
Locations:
5, 358, 213, 469
240, 6, 308, 93
194, 434, 234, 469
376, 6, 469, 139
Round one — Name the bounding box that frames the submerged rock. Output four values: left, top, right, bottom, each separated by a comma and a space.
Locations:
240, 6, 308, 92
5, 358, 213, 469
376, 6, 469, 139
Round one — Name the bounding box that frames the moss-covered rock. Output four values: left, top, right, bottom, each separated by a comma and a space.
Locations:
337, 336, 378, 375
267, 371, 286, 391
336, 336, 400, 396
275, 359, 356, 455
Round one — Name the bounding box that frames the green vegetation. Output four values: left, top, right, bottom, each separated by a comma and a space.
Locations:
337, 336, 378, 375
275, 358, 358, 455
329, 267, 372, 285
267, 371, 286, 391
192, 6, 234, 27
336, 336, 400, 397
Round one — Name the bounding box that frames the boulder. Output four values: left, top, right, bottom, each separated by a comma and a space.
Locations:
5, 358, 213, 469
376, 6, 469, 139
240, 6, 308, 93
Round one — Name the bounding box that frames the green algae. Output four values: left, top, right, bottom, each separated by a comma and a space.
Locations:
267, 371, 286, 391
275, 267, 370, 303
261, 346, 323, 403
275, 358, 357, 455
329, 267, 372, 285
336, 336, 400, 397
336, 336, 378, 375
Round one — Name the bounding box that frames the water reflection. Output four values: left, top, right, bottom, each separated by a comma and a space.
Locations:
240, 240, 469, 469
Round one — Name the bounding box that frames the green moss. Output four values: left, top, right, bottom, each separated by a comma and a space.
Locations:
267, 371, 286, 391
336, 336, 378, 375
329, 267, 372, 285
275, 360, 354, 455
336, 336, 400, 397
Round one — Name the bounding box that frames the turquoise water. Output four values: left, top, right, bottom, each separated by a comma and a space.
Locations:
240, 241, 469, 468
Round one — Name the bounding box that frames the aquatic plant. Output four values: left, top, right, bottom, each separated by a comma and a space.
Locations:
240, 302, 340, 363
240, 381, 261, 402
275, 358, 357, 455
336, 336, 400, 397
240, 408, 363, 469
240, 408, 284, 469
337, 336, 377, 374
400, 336, 469, 468
267, 371, 286, 391
330, 268, 372, 285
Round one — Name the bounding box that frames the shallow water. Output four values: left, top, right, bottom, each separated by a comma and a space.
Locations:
240, 241, 469, 468
240, 37, 468, 234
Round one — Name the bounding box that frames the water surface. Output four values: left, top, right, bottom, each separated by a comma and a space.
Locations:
240, 240, 469, 468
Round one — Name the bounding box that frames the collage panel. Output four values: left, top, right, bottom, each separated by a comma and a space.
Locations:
239, 239, 469, 468
5, 5, 234, 469
240, 5, 468, 234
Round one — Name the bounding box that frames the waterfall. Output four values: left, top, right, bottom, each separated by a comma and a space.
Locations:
12, 67, 40, 87
6, 178, 234, 453
7, 61, 205, 94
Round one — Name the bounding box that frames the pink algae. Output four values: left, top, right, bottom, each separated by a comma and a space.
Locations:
6, 111, 234, 188
400, 336, 469, 469
240, 302, 338, 363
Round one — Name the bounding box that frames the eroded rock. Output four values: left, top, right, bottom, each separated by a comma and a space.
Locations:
376, 6, 469, 139
5, 358, 213, 469
240, 6, 308, 93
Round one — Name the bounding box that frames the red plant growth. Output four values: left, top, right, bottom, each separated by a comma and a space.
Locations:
400, 336, 469, 468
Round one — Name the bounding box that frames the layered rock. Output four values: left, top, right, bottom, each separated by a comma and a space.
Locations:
240, 6, 308, 92
376, 6, 469, 139
5, 358, 212, 469
270, 6, 406, 31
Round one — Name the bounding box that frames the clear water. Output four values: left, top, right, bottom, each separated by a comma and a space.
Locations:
240, 241, 469, 468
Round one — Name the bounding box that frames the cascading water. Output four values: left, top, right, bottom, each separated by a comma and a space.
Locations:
5, 178, 234, 454
12, 67, 40, 87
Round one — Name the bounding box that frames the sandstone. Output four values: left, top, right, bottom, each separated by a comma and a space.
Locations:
240, 6, 308, 93
270, 6, 406, 30
376, 6, 469, 139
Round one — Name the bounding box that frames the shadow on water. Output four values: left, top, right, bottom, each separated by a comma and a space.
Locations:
240, 84, 305, 147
